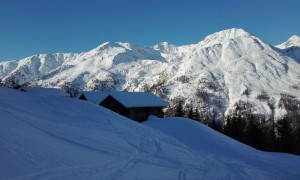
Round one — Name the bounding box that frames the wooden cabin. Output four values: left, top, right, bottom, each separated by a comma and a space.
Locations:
79, 91, 168, 122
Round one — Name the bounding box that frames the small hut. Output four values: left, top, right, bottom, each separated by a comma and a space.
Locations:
79, 91, 168, 122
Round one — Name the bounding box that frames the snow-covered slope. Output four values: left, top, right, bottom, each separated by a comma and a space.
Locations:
144, 116, 300, 179
1, 28, 300, 119
1, 87, 300, 179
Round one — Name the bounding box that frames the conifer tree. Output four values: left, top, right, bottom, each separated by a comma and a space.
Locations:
236, 115, 246, 142
210, 119, 223, 133
245, 115, 263, 149
188, 107, 194, 119
224, 114, 246, 143
224, 116, 231, 136
276, 116, 294, 153
295, 126, 300, 154
193, 109, 200, 122
264, 121, 276, 151
175, 101, 184, 117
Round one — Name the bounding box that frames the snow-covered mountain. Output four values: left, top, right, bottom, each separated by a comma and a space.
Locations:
276, 35, 300, 64
1, 87, 300, 179
277, 35, 300, 49
1, 28, 300, 119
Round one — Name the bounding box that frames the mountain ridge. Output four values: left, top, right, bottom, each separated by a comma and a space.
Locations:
1, 28, 300, 120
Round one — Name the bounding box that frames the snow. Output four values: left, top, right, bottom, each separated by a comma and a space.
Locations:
1, 87, 300, 179
80, 91, 110, 104
1, 28, 300, 119
144, 116, 300, 179
20, 87, 70, 97
109, 92, 168, 108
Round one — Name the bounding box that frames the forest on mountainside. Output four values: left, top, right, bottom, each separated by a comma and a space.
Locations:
171, 95, 300, 155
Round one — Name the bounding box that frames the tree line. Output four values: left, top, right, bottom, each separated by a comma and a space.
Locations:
173, 102, 300, 156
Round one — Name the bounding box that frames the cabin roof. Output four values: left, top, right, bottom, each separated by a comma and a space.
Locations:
81, 91, 168, 108
20, 87, 69, 97
80, 91, 110, 104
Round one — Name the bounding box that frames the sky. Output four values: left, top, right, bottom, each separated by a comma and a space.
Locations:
1, 0, 300, 62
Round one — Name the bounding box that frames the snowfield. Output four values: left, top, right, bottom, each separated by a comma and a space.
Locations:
1, 87, 300, 179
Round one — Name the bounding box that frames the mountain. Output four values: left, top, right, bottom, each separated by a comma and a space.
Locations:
276, 35, 300, 63
1, 28, 300, 120
277, 35, 300, 49
1, 87, 300, 179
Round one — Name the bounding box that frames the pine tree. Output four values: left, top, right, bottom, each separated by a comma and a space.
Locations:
224, 114, 246, 143
245, 115, 263, 149
266, 99, 276, 151
175, 101, 183, 117
295, 126, 300, 154
210, 119, 223, 133
224, 116, 232, 136
188, 107, 194, 119
193, 109, 200, 122
224, 115, 238, 139
276, 116, 294, 153
264, 121, 276, 151
236, 115, 246, 142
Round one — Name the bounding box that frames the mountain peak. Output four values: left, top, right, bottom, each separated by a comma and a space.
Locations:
285, 35, 300, 46
91, 42, 137, 53
277, 35, 300, 49
94, 41, 124, 51
289, 35, 300, 40
214, 28, 251, 37
202, 28, 251, 40
198, 28, 252, 47
153, 42, 177, 52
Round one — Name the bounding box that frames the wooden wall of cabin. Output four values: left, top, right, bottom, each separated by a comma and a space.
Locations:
129, 107, 164, 122
100, 96, 130, 117
79, 94, 87, 100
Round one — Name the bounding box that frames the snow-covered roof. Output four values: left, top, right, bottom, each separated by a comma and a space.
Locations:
81, 91, 168, 108
20, 87, 70, 97
80, 91, 110, 104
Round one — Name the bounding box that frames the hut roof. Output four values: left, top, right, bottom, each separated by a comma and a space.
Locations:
80, 91, 168, 108
80, 91, 110, 104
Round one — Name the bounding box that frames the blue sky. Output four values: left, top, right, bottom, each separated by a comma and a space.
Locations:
1, 0, 300, 62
